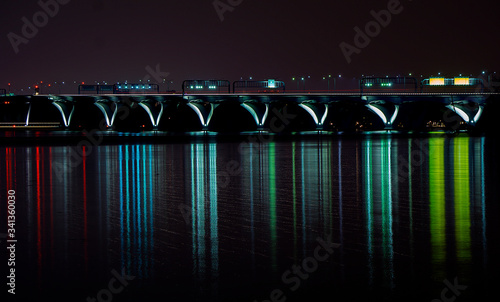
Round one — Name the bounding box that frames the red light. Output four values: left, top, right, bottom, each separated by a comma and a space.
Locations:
35, 85, 39, 88
48, 84, 51, 87
40, 81, 43, 84
82, 82, 85, 85
8, 83, 11, 86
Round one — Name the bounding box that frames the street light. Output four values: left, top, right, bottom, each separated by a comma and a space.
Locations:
292, 77, 299, 92
323, 75, 332, 92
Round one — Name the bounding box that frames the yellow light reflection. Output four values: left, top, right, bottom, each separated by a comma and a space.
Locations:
454, 137, 471, 262
429, 137, 446, 277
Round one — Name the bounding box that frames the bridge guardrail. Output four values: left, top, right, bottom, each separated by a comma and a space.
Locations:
421, 78, 484, 93
182, 80, 231, 95
360, 77, 418, 95
233, 80, 285, 94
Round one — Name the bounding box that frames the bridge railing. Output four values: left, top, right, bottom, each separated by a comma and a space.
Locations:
113, 84, 160, 94
360, 77, 418, 94
233, 80, 285, 94
421, 78, 484, 93
182, 80, 231, 95
78, 84, 160, 94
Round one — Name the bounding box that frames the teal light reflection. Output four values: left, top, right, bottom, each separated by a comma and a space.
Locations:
363, 137, 395, 288
116, 144, 155, 278
269, 142, 277, 272
363, 139, 374, 285
190, 143, 219, 281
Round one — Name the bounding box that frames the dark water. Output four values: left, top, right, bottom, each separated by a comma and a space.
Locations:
1, 134, 499, 301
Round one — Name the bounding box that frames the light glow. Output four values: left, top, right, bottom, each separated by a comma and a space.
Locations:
429, 78, 445, 86
366, 104, 388, 125
454, 78, 470, 86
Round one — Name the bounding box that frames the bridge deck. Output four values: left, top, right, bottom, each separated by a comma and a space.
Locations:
33, 92, 499, 97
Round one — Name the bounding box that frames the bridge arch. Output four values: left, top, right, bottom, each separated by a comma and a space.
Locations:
50, 96, 75, 128
94, 99, 120, 128
298, 102, 329, 130
365, 102, 399, 130
240, 102, 269, 129
187, 101, 219, 130
138, 100, 164, 129
446, 101, 484, 126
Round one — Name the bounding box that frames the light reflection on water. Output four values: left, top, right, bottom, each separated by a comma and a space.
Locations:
0, 135, 495, 301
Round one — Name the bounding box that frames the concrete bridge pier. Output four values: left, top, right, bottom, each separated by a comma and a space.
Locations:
446, 103, 484, 127
137, 98, 165, 130
187, 101, 219, 130
94, 98, 120, 129
25, 102, 32, 126
298, 102, 329, 130
50, 96, 75, 128
241, 102, 269, 130
365, 102, 400, 130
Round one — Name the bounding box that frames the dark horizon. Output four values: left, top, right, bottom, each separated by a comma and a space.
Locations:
1, 0, 499, 92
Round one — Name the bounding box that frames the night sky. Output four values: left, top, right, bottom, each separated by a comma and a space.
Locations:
1, 0, 499, 93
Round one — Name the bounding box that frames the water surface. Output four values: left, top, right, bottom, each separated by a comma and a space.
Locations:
1, 134, 499, 301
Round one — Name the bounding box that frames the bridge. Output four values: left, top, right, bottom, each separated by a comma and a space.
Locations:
0, 91, 496, 133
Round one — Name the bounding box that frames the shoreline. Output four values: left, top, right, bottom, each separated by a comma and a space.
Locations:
0, 129, 490, 146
